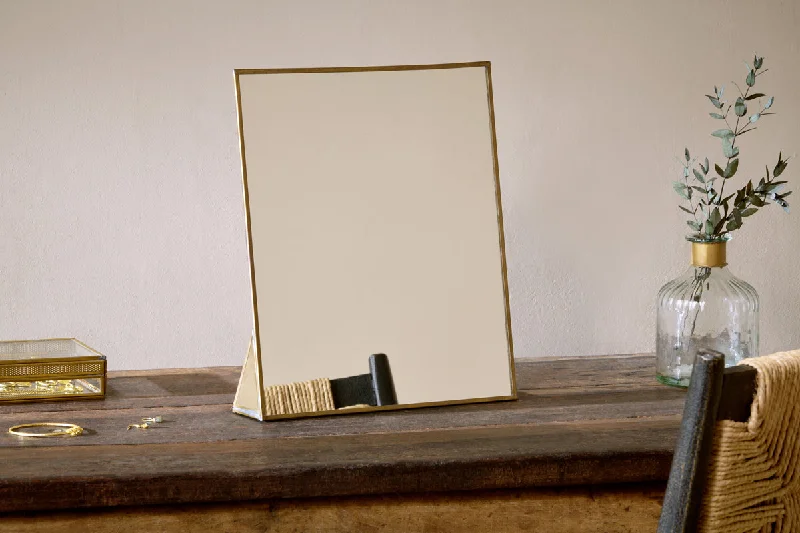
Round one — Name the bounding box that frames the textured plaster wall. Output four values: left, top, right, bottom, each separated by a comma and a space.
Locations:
1, 0, 799, 370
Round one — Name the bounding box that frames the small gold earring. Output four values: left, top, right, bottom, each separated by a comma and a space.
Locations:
142, 416, 163, 423
127, 423, 150, 431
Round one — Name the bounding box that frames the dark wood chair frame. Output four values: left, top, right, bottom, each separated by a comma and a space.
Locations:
329, 353, 398, 408
657, 351, 758, 533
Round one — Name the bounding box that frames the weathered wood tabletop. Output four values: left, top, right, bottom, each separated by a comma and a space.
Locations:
0, 354, 686, 531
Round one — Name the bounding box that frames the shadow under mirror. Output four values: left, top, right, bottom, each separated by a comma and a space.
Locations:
232, 62, 516, 421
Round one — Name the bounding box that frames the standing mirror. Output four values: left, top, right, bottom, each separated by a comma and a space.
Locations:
232, 62, 515, 421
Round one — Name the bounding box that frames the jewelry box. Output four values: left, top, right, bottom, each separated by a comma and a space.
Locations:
0, 339, 107, 402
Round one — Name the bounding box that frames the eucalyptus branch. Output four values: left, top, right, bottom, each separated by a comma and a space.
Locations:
675, 54, 792, 238
716, 84, 749, 208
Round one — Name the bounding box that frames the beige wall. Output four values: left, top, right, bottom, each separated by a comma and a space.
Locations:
1, 0, 798, 370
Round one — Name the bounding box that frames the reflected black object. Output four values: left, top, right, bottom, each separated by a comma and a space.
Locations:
330, 354, 397, 408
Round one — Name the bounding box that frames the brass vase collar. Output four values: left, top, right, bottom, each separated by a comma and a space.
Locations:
691, 241, 727, 268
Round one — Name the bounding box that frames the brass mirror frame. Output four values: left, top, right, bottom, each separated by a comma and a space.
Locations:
232, 61, 516, 421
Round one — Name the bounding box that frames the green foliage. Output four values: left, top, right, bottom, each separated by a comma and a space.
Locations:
675, 55, 793, 237
734, 97, 747, 117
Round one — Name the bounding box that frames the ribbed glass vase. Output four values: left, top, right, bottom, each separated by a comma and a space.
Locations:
656, 236, 759, 387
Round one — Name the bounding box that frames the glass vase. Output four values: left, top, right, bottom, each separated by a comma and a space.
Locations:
656, 236, 759, 387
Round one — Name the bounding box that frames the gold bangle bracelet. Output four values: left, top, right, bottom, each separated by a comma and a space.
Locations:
8, 422, 84, 438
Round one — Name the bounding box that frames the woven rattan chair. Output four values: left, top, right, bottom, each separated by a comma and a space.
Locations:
658, 350, 800, 532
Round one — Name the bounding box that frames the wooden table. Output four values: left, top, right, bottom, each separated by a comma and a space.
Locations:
0, 354, 686, 532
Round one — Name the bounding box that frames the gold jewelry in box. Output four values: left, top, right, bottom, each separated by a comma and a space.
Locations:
8, 422, 84, 437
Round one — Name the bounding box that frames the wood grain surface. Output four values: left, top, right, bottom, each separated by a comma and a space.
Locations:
1, 484, 666, 533
0, 354, 685, 513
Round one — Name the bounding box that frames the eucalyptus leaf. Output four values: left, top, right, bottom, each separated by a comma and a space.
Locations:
693, 169, 706, 183
764, 181, 788, 192
745, 93, 766, 100
750, 194, 766, 207
714, 163, 725, 177
680, 206, 695, 215
707, 95, 723, 109
709, 207, 722, 226
722, 138, 740, 158
704, 220, 715, 235
724, 158, 739, 178
691, 186, 706, 194
726, 219, 742, 231
754, 56, 763, 70
746, 70, 756, 87
711, 128, 735, 139
673, 181, 690, 199
750, 113, 760, 123
703, 158, 710, 174
765, 96, 774, 109
740, 207, 758, 217
774, 158, 787, 177
709, 112, 725, 119
735, 98, 747, 117
685, 147, 690, 161
687, 220, 703, 231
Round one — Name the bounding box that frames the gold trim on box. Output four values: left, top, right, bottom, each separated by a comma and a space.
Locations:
233, 61, 517, 421
0, 360, 105, 379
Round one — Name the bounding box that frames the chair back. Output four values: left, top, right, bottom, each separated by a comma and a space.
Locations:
658, 350, 800, 533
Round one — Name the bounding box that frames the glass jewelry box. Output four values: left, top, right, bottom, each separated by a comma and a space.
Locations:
0, 339, 106, 403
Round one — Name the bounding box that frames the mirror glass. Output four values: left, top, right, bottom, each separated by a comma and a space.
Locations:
234, 63, 515, 420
